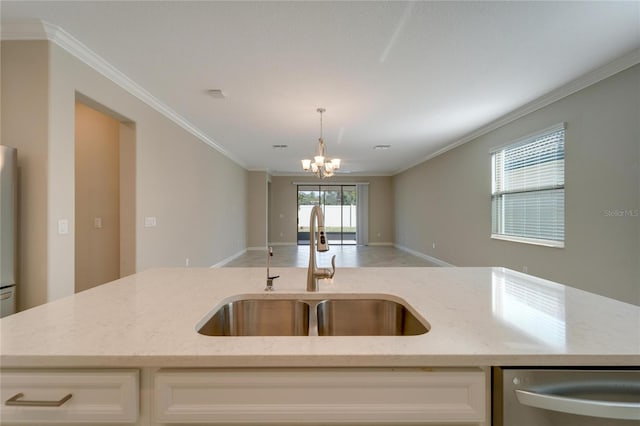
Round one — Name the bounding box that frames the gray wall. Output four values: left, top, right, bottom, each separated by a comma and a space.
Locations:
1, 40, 248, 309
394, 64, 640, 305
269, 175, 394, 245
1, 41, 49, 310
247, 171, 268, 249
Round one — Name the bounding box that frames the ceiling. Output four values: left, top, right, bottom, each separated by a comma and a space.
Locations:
2, 1, 639, 175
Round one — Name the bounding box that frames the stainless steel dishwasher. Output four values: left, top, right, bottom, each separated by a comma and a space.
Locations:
493, 367, 640, 425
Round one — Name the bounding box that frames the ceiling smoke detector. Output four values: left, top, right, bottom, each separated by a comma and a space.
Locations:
206, 89, 226, 99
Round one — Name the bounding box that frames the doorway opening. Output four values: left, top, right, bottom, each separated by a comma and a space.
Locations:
74, 96, 136, 293
297, 185, 356, 245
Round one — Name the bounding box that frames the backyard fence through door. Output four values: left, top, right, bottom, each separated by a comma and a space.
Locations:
297, 185, 357, 245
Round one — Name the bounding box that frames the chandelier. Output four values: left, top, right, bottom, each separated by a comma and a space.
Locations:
301, 108, 341, 179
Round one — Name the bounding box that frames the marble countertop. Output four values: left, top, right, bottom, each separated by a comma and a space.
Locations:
1, 267, 638, 368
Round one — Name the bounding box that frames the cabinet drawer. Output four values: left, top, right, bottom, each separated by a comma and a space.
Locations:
155, 368, 486, 424
0, 369, 138, 424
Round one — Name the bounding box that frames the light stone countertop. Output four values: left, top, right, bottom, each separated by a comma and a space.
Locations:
0, 267, 638, 368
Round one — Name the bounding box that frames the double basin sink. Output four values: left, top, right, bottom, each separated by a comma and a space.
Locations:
197, 295, 430, 337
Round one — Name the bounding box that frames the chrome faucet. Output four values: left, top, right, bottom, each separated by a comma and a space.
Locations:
307, 205, 336, 291
265, 246, 279, 291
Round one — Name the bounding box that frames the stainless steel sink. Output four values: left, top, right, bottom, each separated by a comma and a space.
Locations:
197, 296, 429, 337
316, 299, 428, 336
197, 299, 309, 336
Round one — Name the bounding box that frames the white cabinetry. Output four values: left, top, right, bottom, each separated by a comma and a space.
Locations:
155, 368, 487, 424
0, 369, 139, 424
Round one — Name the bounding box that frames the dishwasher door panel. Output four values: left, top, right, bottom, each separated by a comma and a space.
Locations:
493, 368, 640, 426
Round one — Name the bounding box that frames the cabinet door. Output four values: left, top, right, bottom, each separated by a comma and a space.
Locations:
0, 369, 138, 423
155, 368, 486, 424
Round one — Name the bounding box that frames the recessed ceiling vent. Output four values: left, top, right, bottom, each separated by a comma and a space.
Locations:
373, 145, 391, 150
206, 89, 226, 99
272, 144, 288, 149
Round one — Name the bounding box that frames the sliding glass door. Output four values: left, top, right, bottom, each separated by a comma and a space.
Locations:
297, 186, 320, 245
297, 185, 356, 245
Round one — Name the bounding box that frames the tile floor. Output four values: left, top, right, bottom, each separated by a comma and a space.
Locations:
223, 245, 439, 268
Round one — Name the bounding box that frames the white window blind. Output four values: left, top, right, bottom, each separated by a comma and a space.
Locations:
491, 124, 565, 247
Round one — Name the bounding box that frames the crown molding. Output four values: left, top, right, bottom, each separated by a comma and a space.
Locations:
1, 20, 246, 168
394, 48, 640, 175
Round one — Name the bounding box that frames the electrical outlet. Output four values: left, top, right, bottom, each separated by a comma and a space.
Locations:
432, 242, 436, 249
144, 216, 157, 227
185, 258, 190, 267
523, 266, 528, 273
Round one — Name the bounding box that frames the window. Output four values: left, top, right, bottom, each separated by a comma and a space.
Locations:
491, 123, 565, 247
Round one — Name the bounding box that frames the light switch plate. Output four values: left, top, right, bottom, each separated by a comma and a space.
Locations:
144, 217, 157, 228
58, 219, 69, 235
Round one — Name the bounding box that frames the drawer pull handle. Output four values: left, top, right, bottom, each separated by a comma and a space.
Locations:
5, 392, 72, 407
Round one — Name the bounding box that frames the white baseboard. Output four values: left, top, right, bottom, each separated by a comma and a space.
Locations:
210, 249, 248, 268
247, 246, 266, 251
394, 244, 455, 267
368, 242, 394, 246
267, 242, 297, 246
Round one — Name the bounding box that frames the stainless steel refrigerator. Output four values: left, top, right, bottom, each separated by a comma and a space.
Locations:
0, 145, 17, 317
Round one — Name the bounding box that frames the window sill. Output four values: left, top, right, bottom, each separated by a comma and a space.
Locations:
491, 234, 564, 248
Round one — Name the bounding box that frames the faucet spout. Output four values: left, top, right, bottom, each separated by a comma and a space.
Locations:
265, 246, 279, 291
307, 206, 336, 292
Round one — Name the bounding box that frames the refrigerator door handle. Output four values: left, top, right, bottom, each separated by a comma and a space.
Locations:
515, 386, 640, 421
0, 290, 11, 300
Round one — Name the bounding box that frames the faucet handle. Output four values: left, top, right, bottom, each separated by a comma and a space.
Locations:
317, 255, 336, 280
265, 246, 279, 291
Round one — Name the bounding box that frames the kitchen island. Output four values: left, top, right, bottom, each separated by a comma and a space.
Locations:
1, 267, 638, 425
